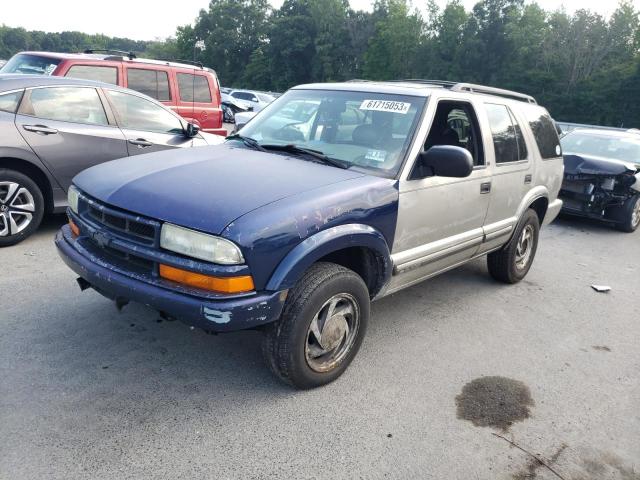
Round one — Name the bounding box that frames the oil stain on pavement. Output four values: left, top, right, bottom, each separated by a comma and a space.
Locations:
455, 376, 534, 431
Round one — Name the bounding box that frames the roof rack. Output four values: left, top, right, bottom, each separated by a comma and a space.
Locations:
348, 78, 537, 104
450, 83, 537, 104
84, 48, 136, 60
154, 58, 204, 69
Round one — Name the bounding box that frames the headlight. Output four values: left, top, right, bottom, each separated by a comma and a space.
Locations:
68, 186, 79, 214
160, 223, 244, 264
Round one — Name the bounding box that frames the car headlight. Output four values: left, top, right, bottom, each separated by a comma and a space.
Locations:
68, 186, 79, 214
160, 223, 244, 264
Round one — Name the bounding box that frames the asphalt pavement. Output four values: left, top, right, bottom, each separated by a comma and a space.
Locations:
1, 214, 638, 480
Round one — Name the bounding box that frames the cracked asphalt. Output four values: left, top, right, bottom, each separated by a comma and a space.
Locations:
1, 214, 638, 479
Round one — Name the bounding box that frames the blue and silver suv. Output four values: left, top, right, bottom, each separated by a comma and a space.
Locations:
56, 80, 564, 388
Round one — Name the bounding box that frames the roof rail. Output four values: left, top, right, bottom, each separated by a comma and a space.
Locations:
154, 58, 204, 69
84, 48, 136, 60
451, 83, 537, 104
391, 79, 458, 88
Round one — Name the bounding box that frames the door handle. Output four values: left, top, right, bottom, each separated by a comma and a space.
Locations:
23, 124, 58, 135
480, 182, 492, 194
128, 138, 153, 148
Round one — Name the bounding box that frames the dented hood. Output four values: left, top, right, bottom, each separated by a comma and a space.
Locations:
563, 153, 638, 176
73, 144, 364, 234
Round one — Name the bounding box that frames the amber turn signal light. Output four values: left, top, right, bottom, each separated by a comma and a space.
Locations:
159, 264, 254, 294
69, 218, 80, 238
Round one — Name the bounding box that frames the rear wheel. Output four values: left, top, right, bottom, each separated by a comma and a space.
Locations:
262, 262, 369, 389
0, 169, 44, 247
487, 209, 540, 284
614, 195, 640, 233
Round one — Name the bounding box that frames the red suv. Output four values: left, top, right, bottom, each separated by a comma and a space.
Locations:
1, 50, 227, 136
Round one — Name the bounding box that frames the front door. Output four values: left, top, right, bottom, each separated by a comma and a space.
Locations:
16, 86, 128, 190
104, 89, 193, 156
387, 99, 493, 294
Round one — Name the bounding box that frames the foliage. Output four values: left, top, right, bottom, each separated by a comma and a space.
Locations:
1, 0, 639, 126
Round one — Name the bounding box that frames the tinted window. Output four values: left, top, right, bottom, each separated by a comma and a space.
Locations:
508, 109, 528, 160
0, 54, 59, 75
0, 91, 24, 113
66, 65, 118, 84
107, 90, 183, 134
486, 103, 526, 163
522, 105, 561, 158
28, 87, 108, 125
177, 74, 212, 103
127, 68, 170, 101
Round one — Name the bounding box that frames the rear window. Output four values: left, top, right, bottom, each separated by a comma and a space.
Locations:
66, 65, 118, 84
126, 68, 170, 101
522, 105, 562, 159
0, 54, 59, 75
177, 74, 212, 103
0, 91, 24, 113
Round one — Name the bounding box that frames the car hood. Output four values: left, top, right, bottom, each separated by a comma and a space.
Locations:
562, 152, 639, 176
73, 144, 365, 234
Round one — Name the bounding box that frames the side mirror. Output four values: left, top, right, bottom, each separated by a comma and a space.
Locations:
186, 122, 200, 138
413, 145, 473, 179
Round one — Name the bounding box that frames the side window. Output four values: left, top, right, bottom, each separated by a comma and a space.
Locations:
126, 68, 170, 101
177, 73, 212, 103
522, 106, 562, 159
66, 65, 118, 84
232, 91, 255, 102
106, 90, 183, 134
0, 91, 24, 113
27, 87, 108, 125
424, 101, 484, 166
485, 103, 527, 163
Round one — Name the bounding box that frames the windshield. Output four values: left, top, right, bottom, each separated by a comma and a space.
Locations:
0, 54, 60, 75
561, 131, 640, 162
235, 89, 426, 176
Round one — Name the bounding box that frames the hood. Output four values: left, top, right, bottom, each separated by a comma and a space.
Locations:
563, 153, 638, 176
73, 143, 364, 234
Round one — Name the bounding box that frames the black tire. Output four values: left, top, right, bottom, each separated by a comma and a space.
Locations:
262, 262, 370, 389
487, 209, 540, 284
0, 169, 45, 247
614, 194, 640, 233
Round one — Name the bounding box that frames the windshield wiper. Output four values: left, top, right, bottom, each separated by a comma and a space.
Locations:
226, 133, 266, 152
260, 144, 349, 169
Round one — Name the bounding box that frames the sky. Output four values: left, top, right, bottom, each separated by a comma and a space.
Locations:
1, 0, 634, 41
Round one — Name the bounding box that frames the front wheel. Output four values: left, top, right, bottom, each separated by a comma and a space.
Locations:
0, 169, 44, 247
614, 195, 640, 233
487, 209, 540, 284
262, 262, 370, 389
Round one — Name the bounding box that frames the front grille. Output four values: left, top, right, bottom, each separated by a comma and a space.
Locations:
85, 202, 156, 245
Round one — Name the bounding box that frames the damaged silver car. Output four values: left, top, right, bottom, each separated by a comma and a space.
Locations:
559, 129, 640, 232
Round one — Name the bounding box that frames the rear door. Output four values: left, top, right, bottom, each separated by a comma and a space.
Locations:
175, 71, 218, 131
103, 89, 193, 156
477, 102, 532, 253
15, 85, 128, 190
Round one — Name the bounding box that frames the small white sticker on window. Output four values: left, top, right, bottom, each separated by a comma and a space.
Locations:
365, 149, 387, 163
359, 99, 411, 114
555, 145, 561, 155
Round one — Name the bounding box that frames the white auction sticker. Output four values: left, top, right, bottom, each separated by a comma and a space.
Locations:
359, 99, 411, 114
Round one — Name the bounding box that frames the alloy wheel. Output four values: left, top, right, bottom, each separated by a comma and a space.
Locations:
515, 224, 535, 270
632, 197, 640, 229
305, 293, 360, 373
0, 181, 36, 237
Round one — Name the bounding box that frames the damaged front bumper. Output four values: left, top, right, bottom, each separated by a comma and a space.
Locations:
55, 225, 287, 332
559, 154, 640, 221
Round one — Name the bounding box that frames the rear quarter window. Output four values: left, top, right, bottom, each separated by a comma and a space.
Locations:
521, 105, 561, 159
66, 65, 118, 84
177, 74, 212, 103
127, 68, 171, 101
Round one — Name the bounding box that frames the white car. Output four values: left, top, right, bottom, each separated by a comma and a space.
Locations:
229, 90, 275, 113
